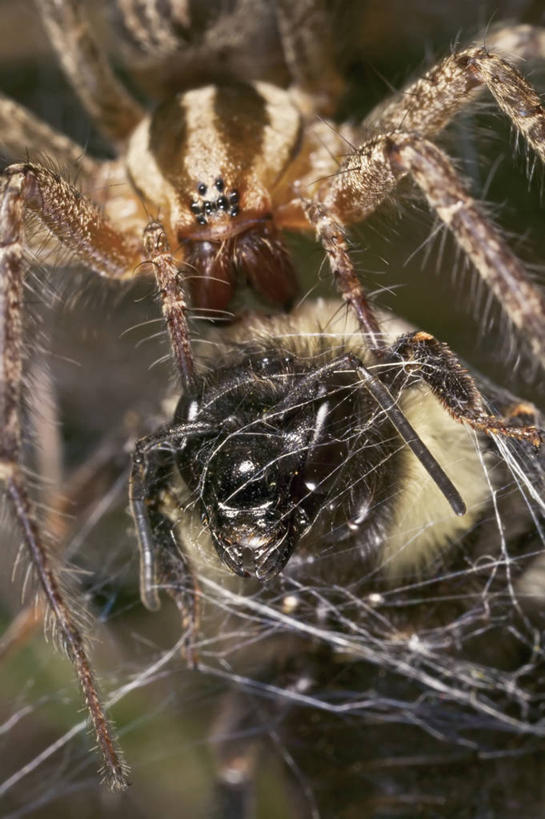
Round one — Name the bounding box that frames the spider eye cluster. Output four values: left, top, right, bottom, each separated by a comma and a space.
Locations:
189, 178, 240, 225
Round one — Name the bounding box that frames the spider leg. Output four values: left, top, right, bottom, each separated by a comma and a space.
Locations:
0, 93, 99, 178
274, 0, 344, 116
143, 221, 195, 389
386, 330, 543, 446
130, 430, 200, 666
1, 161, 142, 274
0, 163, 195, 480
301, 200, 384, 352
387, 134, 545, 367
38, 0, 144, 144
0, 424, 131, 660
0, 165, 133, 788
0, 163, 195, 786
306, 132, 545, 368
364, 24, 545, 154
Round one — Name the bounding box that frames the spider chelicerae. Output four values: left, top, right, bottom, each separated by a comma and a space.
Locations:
2, 0, 545, 793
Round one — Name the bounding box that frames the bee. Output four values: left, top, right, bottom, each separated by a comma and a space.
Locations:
129, 299, 545, 817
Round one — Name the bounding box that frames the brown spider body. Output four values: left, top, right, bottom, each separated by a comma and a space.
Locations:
125, 80, 307, 309
3, 0, 545, 795
120, 79, 372, 314
91, 36, 545, 356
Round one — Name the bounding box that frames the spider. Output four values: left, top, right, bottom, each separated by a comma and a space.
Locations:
2, 0, 545, 791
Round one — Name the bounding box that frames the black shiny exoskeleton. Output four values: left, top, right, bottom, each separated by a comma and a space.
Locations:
132, 345, 406, 590
173, 350, 397, 580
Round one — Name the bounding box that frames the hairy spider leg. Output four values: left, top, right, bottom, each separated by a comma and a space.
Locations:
0, 425, 131, 660
274, 0, 344, 115
302, 30, 545, 368
38, 0, 144, 143
0, 91, 98, 178
0, 161, 196, 786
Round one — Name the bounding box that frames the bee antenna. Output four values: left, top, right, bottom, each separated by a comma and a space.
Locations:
357, 365, 466, 517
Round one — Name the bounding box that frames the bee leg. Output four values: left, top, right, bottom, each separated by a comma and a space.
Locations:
208, 687, 262, 819
208, 650, 324, 819
387, 331, 543, 446
130, 429, 200, 665
503, 401, 542, 425
158, 487, 201, 669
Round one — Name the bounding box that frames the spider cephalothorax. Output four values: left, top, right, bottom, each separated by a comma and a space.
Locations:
131, 82, 302, 309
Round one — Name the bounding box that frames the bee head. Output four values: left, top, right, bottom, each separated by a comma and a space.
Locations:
198, 432, 309, 580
